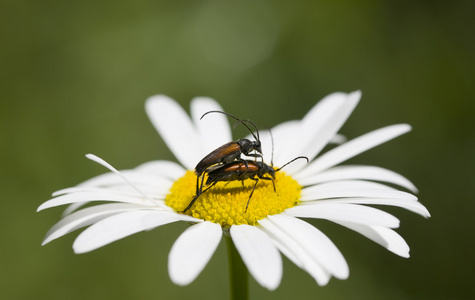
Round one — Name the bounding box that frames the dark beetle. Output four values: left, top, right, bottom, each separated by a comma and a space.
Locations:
194, 111, 262, 177
192, 111, 262, 199
182, 156, 308, 213
194, 139, 261, 176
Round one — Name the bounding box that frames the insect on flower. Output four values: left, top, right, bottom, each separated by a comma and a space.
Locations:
191, 156, 309, 213
183, 111, 263, 212
184, 127, 309, 213
194, 111, 263, 177
37, 92, 431, 292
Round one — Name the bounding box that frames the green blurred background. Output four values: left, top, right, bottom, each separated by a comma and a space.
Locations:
1, 0, 474, 299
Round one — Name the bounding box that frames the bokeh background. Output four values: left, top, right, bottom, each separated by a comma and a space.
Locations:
1, 0, 474, 299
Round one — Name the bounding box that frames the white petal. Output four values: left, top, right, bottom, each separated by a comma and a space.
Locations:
76, 172, 172, 190
300, 181, 417, 202
257, 222, 301, 268
168, 222, 222, 286
73, 210, 197, 253
284, 203, 400, 228
54, 176, 171, 196
254, 129, 273, 164
62, 202, 88, 216
53, 159, 181, 215
333, 221, 410, 257
303, 179, 399, 191
42, 203, 144, 245
261, 120, 300, 166
303, 198, 430, 218
38, 191, 151, 212
85, 154, 159, 206
145, 95, 202, 170
134, 160, 186, 180
73, 165, 180, 190
191, 97, 232, 155
329, 133, 347, 144
72, 185, 167, 199
72, 162, 182, 196
297, 165, 418, 193
268, 215, 349, 280
245, 120, 304, 167
230, 225, 282, 291
284, 91, 361, 175
258, 218, 331, 285
56, 181, 171, 198
295, 124, 412, 179
254, 121, 311, 173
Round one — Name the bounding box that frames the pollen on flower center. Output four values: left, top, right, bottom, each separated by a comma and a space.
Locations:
165, 170, 302, 226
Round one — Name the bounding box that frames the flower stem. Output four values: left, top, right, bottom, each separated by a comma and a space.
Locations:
226, 235, 248, 300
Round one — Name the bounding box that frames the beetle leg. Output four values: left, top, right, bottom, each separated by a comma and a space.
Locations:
183, 172, 211, 213
244, 160, 249, 170
195, 173, 202, 198
182, 179, 218, 213
259, 176, 276, 193
201, 180, 218, 195
181, 195, 199, 214
245, 177, 260, 213
245, 153, 262, 163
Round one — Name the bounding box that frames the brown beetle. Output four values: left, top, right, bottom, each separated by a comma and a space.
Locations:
192, 111, 263, 199
183, 156, 308, 213
194, 111, 262, 177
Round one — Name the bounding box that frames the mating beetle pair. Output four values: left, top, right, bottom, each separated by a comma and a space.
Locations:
182, 111, 307, 213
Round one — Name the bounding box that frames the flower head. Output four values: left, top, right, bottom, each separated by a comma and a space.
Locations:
38, 92, 430, 290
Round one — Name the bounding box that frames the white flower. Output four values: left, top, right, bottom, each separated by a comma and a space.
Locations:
38, 91, 430, 291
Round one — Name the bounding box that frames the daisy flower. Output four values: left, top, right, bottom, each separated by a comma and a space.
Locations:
38, 91, 430, 294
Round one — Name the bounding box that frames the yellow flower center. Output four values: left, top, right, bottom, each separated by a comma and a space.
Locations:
165, 170, 301, 227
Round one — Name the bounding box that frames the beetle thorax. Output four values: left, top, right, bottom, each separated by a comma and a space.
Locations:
237, 139, 261, 155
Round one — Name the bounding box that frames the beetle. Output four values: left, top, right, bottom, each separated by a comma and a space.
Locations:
194, 111, 262, 177
182, 156, 309, 213
192, 111, 263, 199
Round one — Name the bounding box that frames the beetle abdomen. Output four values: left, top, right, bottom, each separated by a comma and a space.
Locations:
205, 161, 259, 184
195, 141, 241, 175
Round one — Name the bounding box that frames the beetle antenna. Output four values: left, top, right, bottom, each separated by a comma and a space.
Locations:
276, 156, 309, 172
241, 119, 260, 141
201, 111, 259, 141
